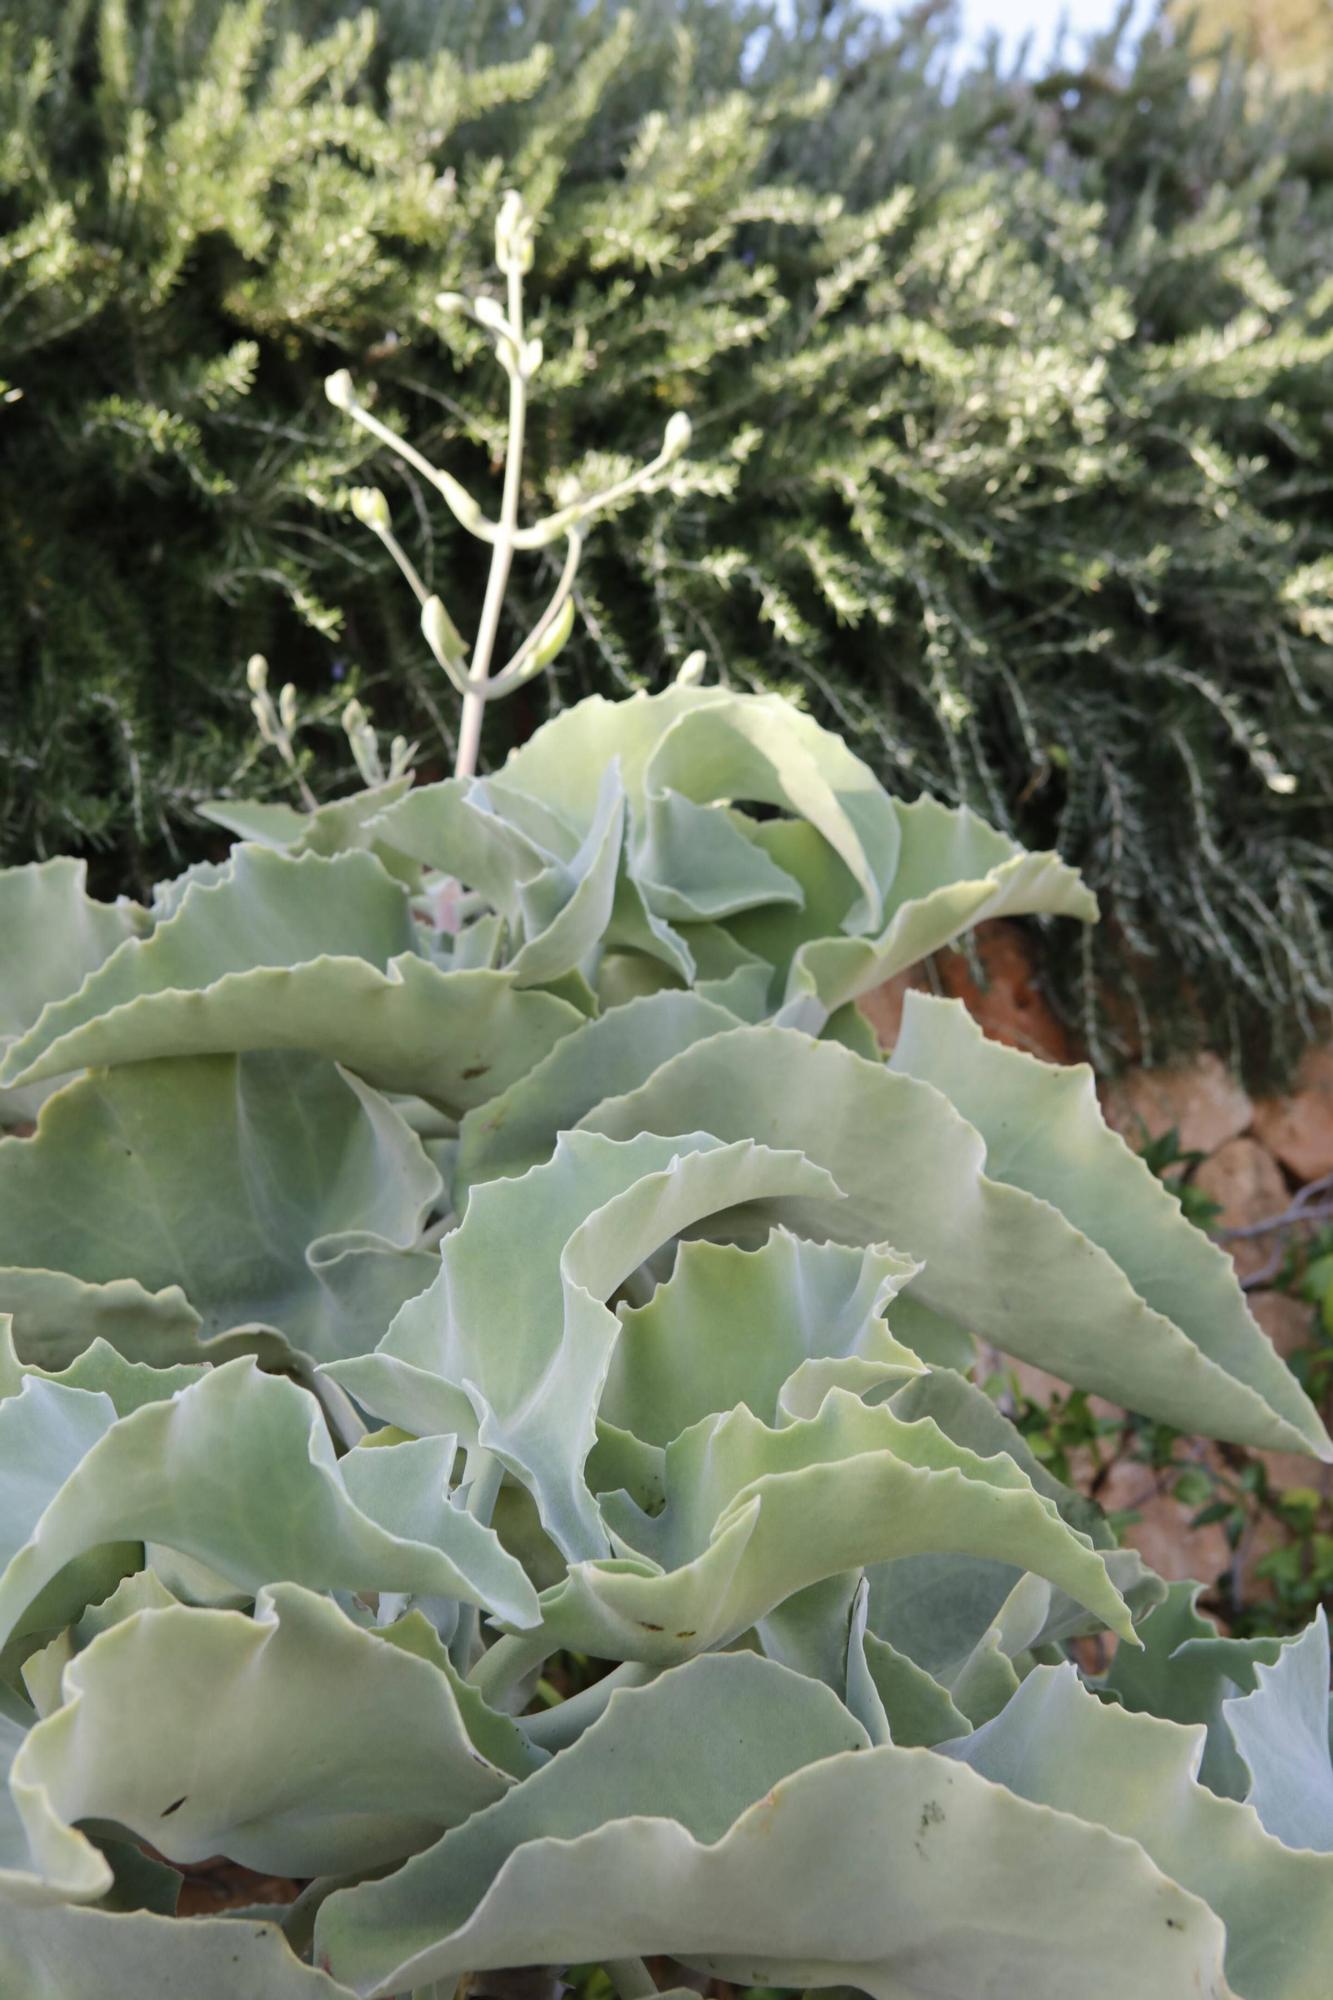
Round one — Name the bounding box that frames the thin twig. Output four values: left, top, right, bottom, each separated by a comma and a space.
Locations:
1219, 1169, 1333, 1241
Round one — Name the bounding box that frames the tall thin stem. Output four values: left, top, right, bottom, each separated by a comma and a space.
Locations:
329, 196, 690, 778
456, 261, 527, 779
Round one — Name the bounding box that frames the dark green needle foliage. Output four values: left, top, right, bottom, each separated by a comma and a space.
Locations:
3, 0, 1332, 1075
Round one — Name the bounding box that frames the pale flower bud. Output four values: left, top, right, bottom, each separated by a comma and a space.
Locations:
530, 593, 576, 671
324, 369, 356, 411
250, 694, 276, 745
422, 594, 468, 668
662, 411, 692, 460
341, 698, 368, 737
350, 486, 390, 534
246, 653, 268, 696
495, 190, 534, 275
278, 683, 299, 734
676, 650, 707, 686
435, 291, 467, 316
473, 296, 509, 336
521, 337, 544, 378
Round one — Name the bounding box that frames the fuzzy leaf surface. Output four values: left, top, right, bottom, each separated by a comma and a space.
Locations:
580, 1025, 1331, 1455
316, 1654, 1229, 2000
0, 1053, 439, 1363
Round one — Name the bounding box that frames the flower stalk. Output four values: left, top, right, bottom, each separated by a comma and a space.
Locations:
245, 654, 317, 811
325, 191, 691, 779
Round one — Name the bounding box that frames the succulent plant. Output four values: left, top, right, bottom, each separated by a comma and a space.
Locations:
0, 663, 1330, 1998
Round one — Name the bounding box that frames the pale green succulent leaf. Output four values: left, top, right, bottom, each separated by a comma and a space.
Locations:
200, 778, 419, 883
819, 997, 883, 1058
0, 860, 149, 1124
603, 1229, 921, 1445
196, 798, 311, 846
22, 1568, 180, 1718
0, 1272, 205, 1375
370, 772, 577, 912
453, 991, 739, 1200
0, 1054, 439, 1364
723, 799, 1093, 1024
0, 1900, 356, 2000
330, 1132, 844, 1560
150, 856, 232, 920
695, 966, 774, 1019
723, 816, 874, 998
580, 1025, 1327, 1455
7, 953, 586, 1114
503, 767, 626, 986
12, 1584, 517, 1887
1, 848, 584, 1113
10, 1343, 205, 1418
944, 1569, 1054, 1725
885, 1366, 1101, 1528
0, 1706, 109, 1906
881, 1289, 979, 1370
601, 871, 696, 986
890, 994, 1327, 1456
3, 846, 415, 1082
316, 1653, 1229, 2000
382, 767, 625, 988
640, 698, 898, 928
754, 1570, 864, 1690
845, 1577, 972, 1747
0, 1363, 539, 1657
782, 796, 1097, 1018
373, 1607, 546, 1783
860, 1628, 974, 1748
948, 1659, 1333, 2000
0, 1310, 206, 1414
865, 1551, 1026, 1688
1102, 1581, 1284, 1798
1222, 1610, 1333, 1852
880, 1372, 1168, 1656
501, 685, 901, 934
526, 1389, 1132, 1669
636, 792, 806, 922
775, 1351, 924, 1421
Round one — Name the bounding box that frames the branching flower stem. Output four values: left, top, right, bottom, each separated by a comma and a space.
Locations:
457, 247, 528, 779
323, 191, 692, 782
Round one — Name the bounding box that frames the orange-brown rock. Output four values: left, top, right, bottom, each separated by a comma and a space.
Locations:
1248, 1288, 1315, 1365
1096, 1456, 1232, 1587
1252, 1045, 1333, 1185
858, 921, 1070, 1061
1100, 1053, 1253, 1158
1253, 1448, 1333, 1497
857, 965, 931, 1051
932, 920, 1073, 1063
1193, 1137, 1289, 1283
